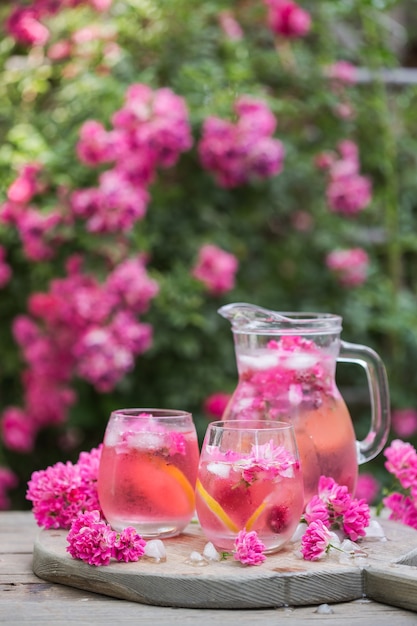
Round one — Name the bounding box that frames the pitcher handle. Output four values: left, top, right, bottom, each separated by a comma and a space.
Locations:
338, 341, 391, 464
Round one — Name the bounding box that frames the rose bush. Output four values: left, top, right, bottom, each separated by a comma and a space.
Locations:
1, 0, 417, 508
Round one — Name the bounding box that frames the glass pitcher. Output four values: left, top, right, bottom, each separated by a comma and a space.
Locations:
218, 302, 391, 504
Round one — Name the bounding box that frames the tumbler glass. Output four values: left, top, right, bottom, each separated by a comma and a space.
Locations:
195, 420, 304, 552
98, 408, 199, 538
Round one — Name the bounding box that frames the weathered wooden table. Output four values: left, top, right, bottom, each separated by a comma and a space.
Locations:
2, 510, 417, 625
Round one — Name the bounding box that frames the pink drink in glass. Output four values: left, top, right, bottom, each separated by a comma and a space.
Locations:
98, 409, 199, 538
195, 420, 304, 552
223, 338, 358, 505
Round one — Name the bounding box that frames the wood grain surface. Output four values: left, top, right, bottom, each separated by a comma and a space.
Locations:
2, 511, 417, 625
32, 518, 417, 610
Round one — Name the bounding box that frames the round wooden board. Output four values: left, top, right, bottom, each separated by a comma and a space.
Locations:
32, 518, 417, 610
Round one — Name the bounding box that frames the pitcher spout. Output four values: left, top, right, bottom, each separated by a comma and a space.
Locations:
218, 302, 342, 334
218, 302, 293, 330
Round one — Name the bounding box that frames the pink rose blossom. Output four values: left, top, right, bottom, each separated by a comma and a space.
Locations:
234, 529, 266, 565
392, 408, 417, 438
26, 445, 103, 529
76, 120, 115, 166
6, 8, 50, 47
326, 248, 369, 287
304, 494, 330, 526
192, 244, 239, 295
324, 61, 358, 85
0, 407, 36, 453
300, 519, 332, 561
66, 510, 116, 566
322, 141, 372, 215
301, 475, 371, 554
218, 11, 243, 40
112, 526, 146, 562
204, 392, 231, 419
355, 472, 380, 505
382, 492, 417, 530
264, 0, 311, 39
67, 510, 146, 566
105, 256, 159, 313
342, 498, 371, 541
384, 439, 417, 490
326, 175, 372, 215
198, 96, 284, 188
7, 163, 42, 205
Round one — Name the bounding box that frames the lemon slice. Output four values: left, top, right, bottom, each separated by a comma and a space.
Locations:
245, 500, 267, 531
130, 456, 195, 516
196, 479, 239, 532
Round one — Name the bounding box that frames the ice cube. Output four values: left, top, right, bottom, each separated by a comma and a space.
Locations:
203, 542, 221, 561
238, 353, 279, 371
207, 462, 231, 478
285, 353, 319, 370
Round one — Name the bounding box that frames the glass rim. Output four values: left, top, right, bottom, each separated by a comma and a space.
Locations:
231, 312, 342, 335
110, 408, 192, 419
207, 419, 294, 432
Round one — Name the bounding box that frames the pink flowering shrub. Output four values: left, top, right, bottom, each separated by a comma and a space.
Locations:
0, 0, 416, 510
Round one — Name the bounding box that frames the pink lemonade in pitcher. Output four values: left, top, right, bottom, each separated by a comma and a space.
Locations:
222, 336, 359, 505
218, 303, 390, 507
98, 409, 199, 538
195, 421, 304, 552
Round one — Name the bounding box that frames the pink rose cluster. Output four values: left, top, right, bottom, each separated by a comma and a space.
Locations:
5, 0, 112, 47
301, 475, 370, 560
198, 96, 285, 188
203, 392, 232, 419
1, 163, 61, 262
317, 140, 373, 215
72, 83, 193, 233
1, 254, 158, 453
67, 510, 146, 566
234, 529, 266, 566
391, 408, 417, 438
383, 439, 417, 529
26, 445, 102, 529
264, 0, 311, 39
326, 247, 369, 287
192, 244, 239, 295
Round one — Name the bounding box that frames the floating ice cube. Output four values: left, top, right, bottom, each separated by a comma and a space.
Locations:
129, 432, 162, 450
207, 462, 231, 478
284, 353, 319, 370
238, 353, 279, 371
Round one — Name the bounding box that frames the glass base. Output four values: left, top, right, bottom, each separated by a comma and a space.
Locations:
106, 516, 189, 539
